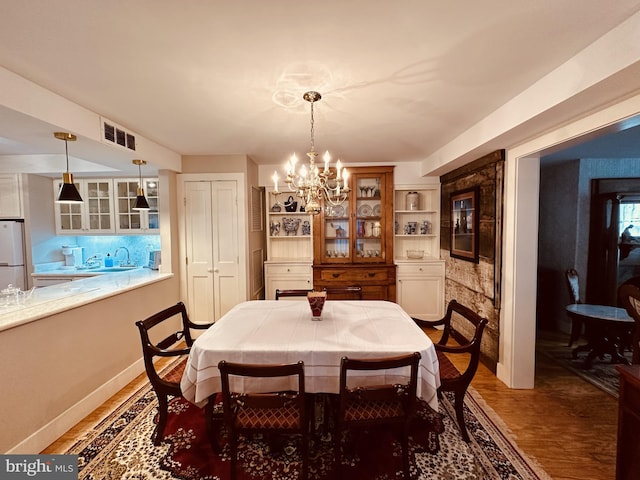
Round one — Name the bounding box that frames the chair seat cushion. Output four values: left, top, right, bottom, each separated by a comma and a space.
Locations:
344, 398, 405, 422
235, 405, 301, 430
436, 350, 460, 380
162, 357, 187, 384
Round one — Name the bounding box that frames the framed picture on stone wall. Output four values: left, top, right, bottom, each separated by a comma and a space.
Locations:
450, 187, 479, 262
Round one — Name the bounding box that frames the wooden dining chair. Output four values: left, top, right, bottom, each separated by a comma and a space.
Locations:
334, 352, 421, 479
413, 300, 487, 442
135, 302, 221, 446
323, 285, 363, 300
218, 360, 309, 480
565, 268, 584, 347
617, 283, 640, 364
275, 288, 312, 300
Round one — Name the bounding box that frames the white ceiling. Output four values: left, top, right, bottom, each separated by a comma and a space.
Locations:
1, 0, 640, 176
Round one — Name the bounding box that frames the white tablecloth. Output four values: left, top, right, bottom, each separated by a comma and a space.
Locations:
181, 300, 440, 410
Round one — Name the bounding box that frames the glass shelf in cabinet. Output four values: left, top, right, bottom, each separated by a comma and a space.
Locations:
395, 233, 436, 237
395, 209, 437, 213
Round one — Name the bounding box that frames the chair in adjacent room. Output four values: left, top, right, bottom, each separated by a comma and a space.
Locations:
136, 302, 220, 446
334, 352, 421, 479
617, 283, 640, 364
322, 285, 363, 300
218, 360, 309, 480
565, 268, 583, 347
412, 300, 487, 442
275, 288, 313, 300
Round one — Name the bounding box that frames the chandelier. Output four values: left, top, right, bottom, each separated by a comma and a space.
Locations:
275, 91, 349, 215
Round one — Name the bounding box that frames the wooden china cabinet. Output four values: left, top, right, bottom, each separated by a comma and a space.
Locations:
312, 166, 396, 300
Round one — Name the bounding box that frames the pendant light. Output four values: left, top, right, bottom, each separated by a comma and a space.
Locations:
54, 132, 83, 203
132, 159, 150, 210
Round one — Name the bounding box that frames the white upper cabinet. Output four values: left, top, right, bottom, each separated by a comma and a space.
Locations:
53, 178, 115, 234
0, 174, 23, 218
113, 178, 159, 233
53, 177, 159, 235
394, 185, 441, 261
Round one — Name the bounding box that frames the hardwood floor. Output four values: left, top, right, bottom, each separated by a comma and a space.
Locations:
434, 328, 618, 480
43, 330, 618, 480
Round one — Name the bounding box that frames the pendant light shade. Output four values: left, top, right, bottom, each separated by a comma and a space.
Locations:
132, 159, 151, 210
54, 132, 83, 204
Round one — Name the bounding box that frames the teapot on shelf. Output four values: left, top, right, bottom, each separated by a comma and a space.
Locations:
284, 195, 298, 212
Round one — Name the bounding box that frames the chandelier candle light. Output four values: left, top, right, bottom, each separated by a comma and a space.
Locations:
274, 91, 349, 215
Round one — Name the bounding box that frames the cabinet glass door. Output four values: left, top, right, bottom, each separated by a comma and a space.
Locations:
116, 180, 142, 230
55, 180, 83, 231
144, 178, 159, 230
115, 178, 160, 232
85, 180, 113, 230
322, 200, 350, 262
354, 174, 383, 262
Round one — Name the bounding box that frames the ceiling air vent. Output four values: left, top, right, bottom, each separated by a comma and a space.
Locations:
101, 118, 136, 151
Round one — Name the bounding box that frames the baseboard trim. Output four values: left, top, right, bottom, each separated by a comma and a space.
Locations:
8, 359, 145, 454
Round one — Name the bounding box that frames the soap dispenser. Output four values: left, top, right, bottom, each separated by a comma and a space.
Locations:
104, 253, 114, 267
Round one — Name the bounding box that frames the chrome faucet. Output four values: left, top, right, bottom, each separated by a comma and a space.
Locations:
85, 255, 100, 267
114, 246, 131, 266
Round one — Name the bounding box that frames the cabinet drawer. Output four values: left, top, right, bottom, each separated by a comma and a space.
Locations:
361, 285, 389, 299
396, 262, 444, 276
265, 263, 312, 275
318, 267, 394, 283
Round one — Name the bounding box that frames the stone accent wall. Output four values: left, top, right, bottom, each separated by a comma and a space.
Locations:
440, 150, 505, 371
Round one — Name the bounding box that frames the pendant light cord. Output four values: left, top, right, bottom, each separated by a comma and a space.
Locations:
64, 139, 70, 173
309, 100, 315, 153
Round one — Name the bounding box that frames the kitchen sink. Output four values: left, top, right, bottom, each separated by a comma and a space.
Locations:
90, 266, 141, 272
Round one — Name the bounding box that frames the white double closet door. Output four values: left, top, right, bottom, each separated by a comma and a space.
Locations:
179, 175, 245, 324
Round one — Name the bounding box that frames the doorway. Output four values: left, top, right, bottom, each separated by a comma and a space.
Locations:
499, 95, 640, 389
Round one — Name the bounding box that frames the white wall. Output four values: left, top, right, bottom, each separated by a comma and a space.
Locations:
0, 276, 179, 454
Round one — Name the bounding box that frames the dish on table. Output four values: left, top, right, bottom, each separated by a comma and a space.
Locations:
357, 204, 372, 217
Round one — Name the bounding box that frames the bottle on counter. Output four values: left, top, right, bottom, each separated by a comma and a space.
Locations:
104, 253, 114, 267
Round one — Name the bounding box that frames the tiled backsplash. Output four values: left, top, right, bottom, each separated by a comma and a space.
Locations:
74, 235, 161, 267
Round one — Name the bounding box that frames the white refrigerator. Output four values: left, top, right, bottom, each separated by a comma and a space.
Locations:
0, 220, 27, 290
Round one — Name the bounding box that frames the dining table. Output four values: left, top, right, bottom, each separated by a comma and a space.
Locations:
566, 303, 634, 369
180, 300, 441, 410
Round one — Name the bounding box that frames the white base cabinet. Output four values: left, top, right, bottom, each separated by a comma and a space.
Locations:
396, 260, 445, 320
264, 262, 312, 300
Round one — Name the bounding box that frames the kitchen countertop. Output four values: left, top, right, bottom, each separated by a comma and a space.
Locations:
31, 269, 105, 277
0, 268, 173, 333
31, 264, 143, 277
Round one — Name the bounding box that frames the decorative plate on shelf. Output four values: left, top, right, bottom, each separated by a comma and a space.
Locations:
372, 204, 381, 217
357, 204, 372, 217
331, 205, 345, 217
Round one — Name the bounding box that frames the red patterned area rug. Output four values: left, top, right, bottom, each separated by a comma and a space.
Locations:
64, 361, 551, 480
